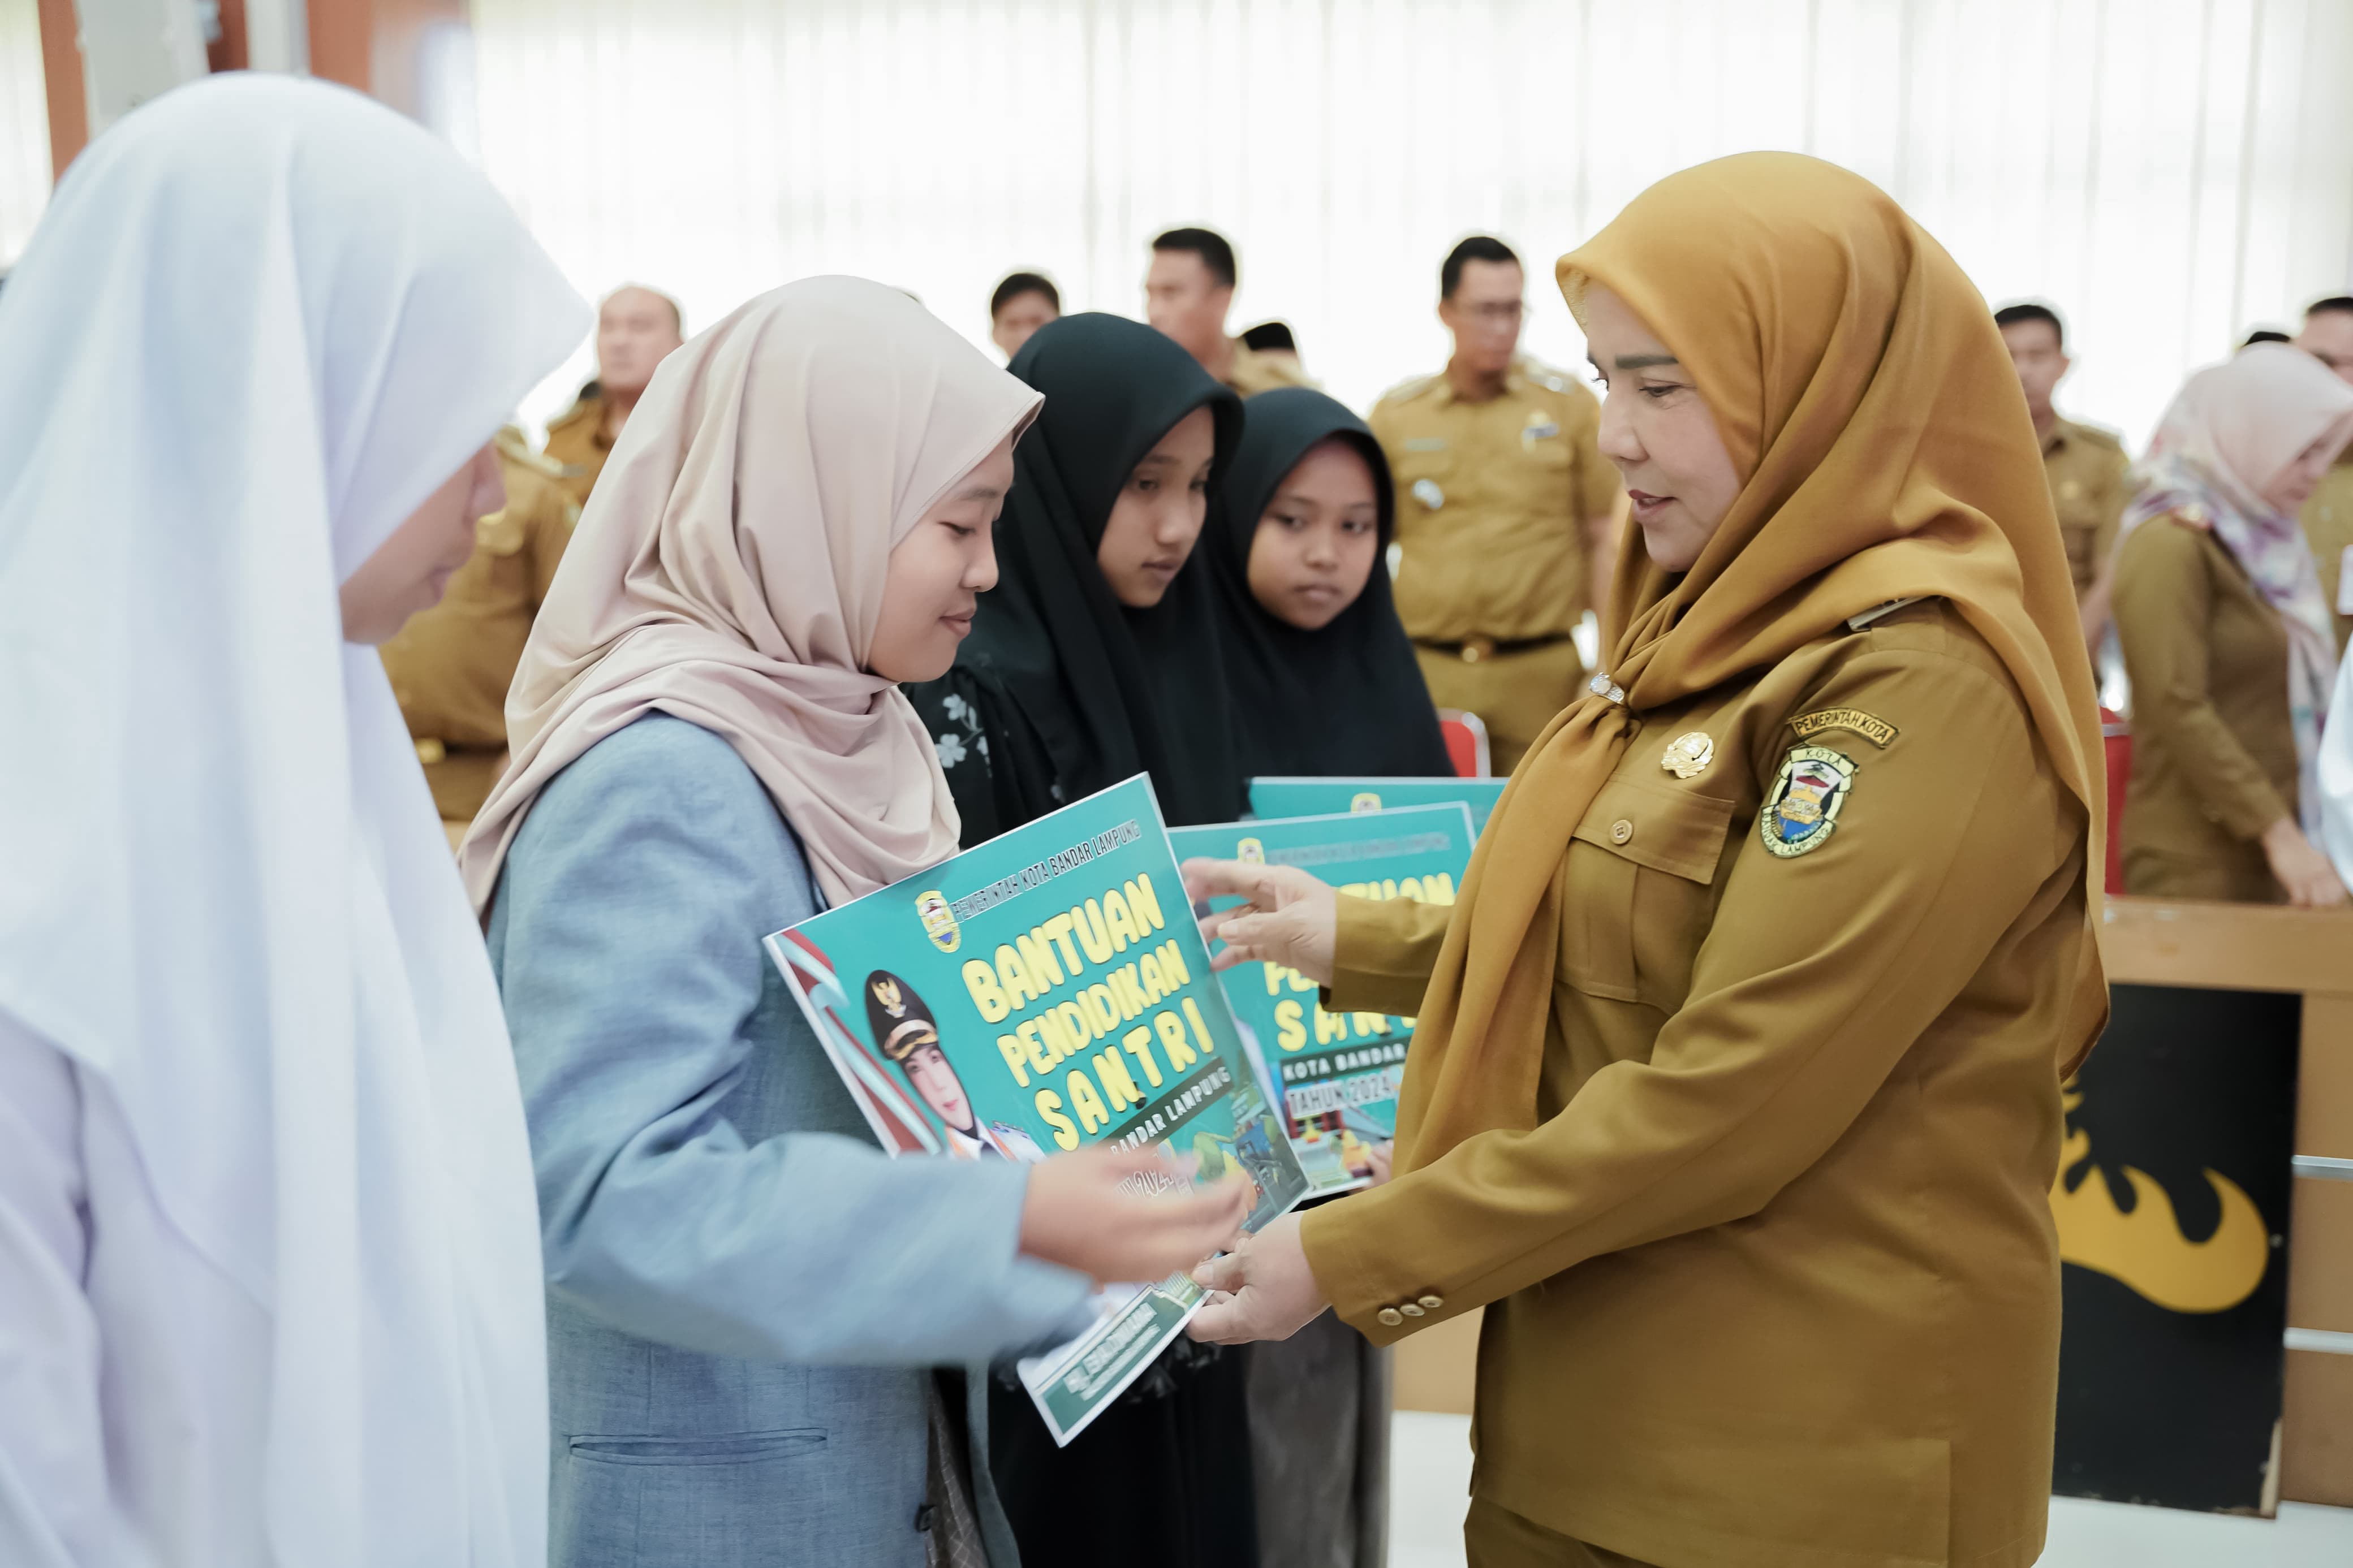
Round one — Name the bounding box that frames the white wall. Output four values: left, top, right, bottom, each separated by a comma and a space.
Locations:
470, 0, 2353, 446
6, 2, 2332, 446
0, 0, 51, 266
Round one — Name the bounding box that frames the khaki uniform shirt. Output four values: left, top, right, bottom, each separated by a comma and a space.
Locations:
2040, 416, 2131, 602
542, 390, 611, 508
2111, 513, 2294, 902
1370, 360, 1619, 769
1300, 599, 2085, 1568
379, 435, 580, 820
1222, 338, 1316, 398
2299, 447, 2353, 654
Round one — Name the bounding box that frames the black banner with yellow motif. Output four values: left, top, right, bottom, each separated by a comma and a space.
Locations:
2051, 982, 2298, 1513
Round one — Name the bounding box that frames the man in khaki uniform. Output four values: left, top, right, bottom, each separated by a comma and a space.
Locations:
542, 284, 685, 507
1144, 227, 1313, 398
1369, 236, 1619, 773
380, 431, 580, 831
1994, 302, 2132, 646
2295, 295, 2353, 653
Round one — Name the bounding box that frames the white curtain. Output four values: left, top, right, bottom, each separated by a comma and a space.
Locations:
472, 0, 2353, 446
0, 0, 50, 266
7, 2, 2343, 442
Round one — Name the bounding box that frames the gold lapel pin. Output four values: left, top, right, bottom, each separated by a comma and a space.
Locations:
1661, 732, 1715, 780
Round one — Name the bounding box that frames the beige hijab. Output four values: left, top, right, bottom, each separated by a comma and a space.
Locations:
461, 277, 1041, 910
1391, 154, 2107, 1174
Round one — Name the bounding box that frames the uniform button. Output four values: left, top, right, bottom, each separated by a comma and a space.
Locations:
1609, 819, 1634, 845
1376, 1307, 1404, 1327
1418, 1294, 1445, 1311
1399, 1303, 1425, 1318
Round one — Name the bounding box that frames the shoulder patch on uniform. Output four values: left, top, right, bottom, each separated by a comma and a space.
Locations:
1789, 707, 1897, 749
1760, 745, 1856, 858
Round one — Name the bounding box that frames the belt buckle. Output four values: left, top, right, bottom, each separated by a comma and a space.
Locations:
414, 737, 447, 766
1462, 634, 1496, 664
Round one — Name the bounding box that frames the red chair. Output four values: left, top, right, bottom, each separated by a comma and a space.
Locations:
2100, 706, 2130, 895
1438, 710, 1492, 779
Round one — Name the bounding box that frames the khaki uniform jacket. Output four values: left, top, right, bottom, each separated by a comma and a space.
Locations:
1370, 360, 1621, 768
379, 437, 580, 820
2111, 513, 2294, 902
1299, 599, 2086, 1568
2039, 417, 2130, 602
1222, 337, 1316, 398
542, 390, 611, 508
2299, 447, 2353, 654
1371, 359, 1619, 646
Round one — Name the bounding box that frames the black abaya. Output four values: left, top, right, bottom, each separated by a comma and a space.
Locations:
907, 313, 1259, 1568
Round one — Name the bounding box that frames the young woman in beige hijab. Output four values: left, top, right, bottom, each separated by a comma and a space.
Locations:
1180, 156, 2105, 1568
459, 277, 1248, 1568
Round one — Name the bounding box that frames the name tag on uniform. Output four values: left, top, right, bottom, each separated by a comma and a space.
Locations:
1522, 420, 1560, 443
1402, 437, 1448, 452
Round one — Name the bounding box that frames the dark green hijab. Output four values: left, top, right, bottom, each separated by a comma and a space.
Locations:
958, 313, 1246, 826
1206, 387, 1451, 778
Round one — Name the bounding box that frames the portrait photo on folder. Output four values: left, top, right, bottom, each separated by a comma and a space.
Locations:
762, 774, 1308, 1446
1170, 804, 1474, 1198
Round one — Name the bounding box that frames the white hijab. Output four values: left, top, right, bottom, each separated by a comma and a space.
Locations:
0, 75, 586, 1564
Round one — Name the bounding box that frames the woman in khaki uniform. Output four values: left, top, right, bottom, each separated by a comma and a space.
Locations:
378, 430, 580, 828
2111, 345, 2353, 906
1179, 154, 2108, 1568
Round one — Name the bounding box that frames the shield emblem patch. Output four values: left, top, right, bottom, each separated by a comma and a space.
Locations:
1760, 745, 1858, 858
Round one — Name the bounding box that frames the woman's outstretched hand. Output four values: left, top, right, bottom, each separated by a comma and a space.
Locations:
1185, 1213, 1330, 1345
2261, 817, 2350, 908
1180, 858, 1339, 985
1019, 1145, 1251, 1285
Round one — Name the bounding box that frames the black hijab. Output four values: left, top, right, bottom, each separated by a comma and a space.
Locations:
958, 313, 1246, 827
1206, 387, 1452, 777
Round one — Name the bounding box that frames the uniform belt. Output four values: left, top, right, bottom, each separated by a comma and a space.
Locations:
1414, 633, 1572, 665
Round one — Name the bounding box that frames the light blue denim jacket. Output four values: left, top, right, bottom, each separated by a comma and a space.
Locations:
488, 714, 1093, 1567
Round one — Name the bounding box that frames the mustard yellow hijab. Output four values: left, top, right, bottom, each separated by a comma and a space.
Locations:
1392, 153, 2107, 1172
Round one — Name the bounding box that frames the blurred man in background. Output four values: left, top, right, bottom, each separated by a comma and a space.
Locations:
1996, 301, 2130, 645
543, 283, 684, 506
1369, 234, 1618, 774
1145, 226, 1308, 397
380, 430, 581, 836
2296, 295, 2353, 651
990, 271, 1061, 361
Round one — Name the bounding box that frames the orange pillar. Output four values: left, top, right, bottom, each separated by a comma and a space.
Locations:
35, 0, 466, 184
35, 0, 87, 180
307, 0, 469, 121
207, 0, 252, 74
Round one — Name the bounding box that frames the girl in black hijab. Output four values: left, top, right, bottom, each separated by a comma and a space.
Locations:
916, 312, 1245, 844
1206, 387, 1451, 780
909, 313, 1257, 1568
1206, 387, 1442, 1568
